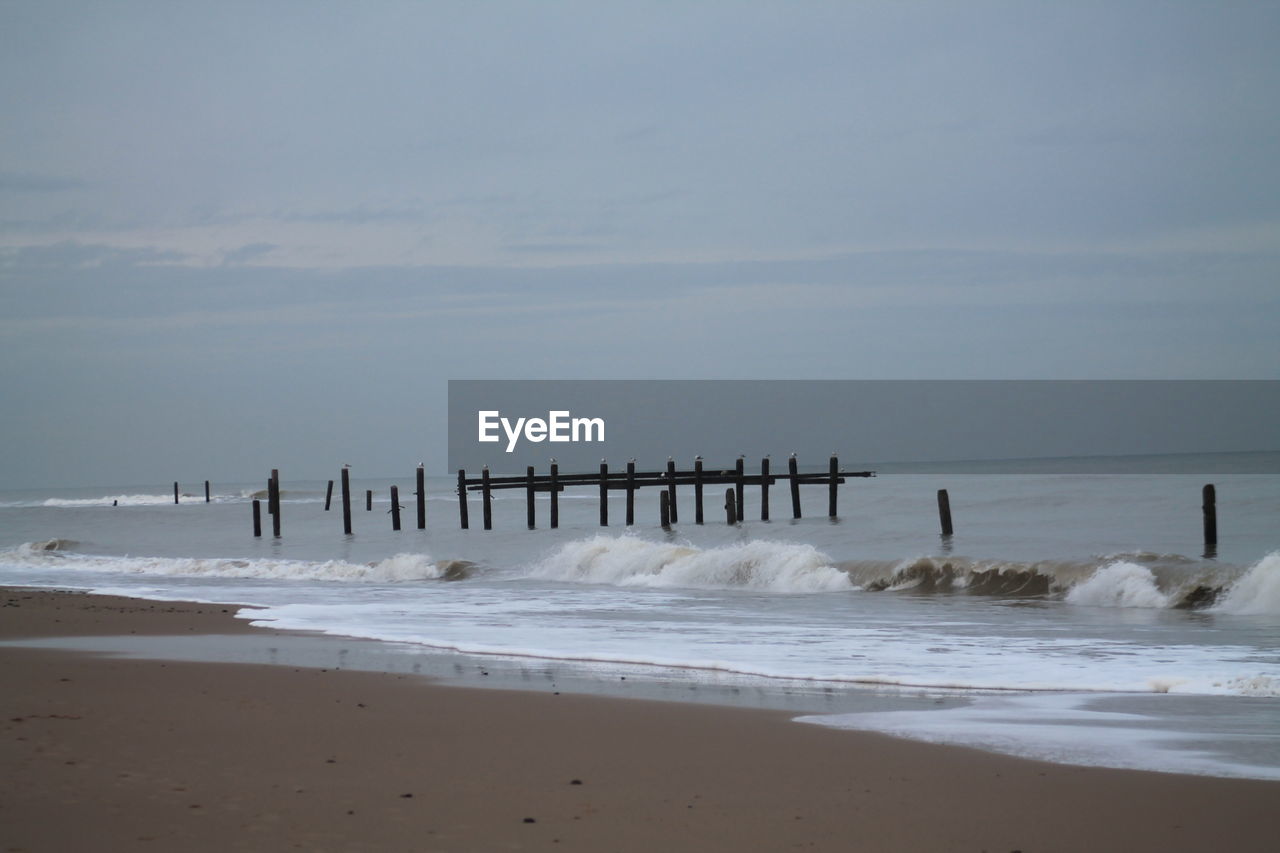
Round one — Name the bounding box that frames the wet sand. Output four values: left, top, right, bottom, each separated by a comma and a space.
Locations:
2, 586, 1275, 852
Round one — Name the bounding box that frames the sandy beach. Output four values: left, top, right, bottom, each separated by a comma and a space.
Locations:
2, 586, 1274, 853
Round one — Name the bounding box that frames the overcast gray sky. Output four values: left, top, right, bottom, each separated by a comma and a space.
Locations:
2, 1, 1278, 487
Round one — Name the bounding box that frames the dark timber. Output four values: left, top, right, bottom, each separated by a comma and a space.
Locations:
366, 489, 373, 512
205, 480, 210, 503
269, 469, 281, 538
390, 485, 401, 531
324, 480, 334, 511
173, 481, 179, 505
937, 488, 953, 537
526, 466, 536, 529
734, 457, 745, 522
481, 468, 492, 531
725, 488, 737, 525
454, 456, 875, 530
829, 455, 839, 518
666, 458, 678, 524
456, 470, 468, 529
694, 458, 704, 524
660, 491, 671, 529
1203, 483, 1217, 546
789, 455, 802, 518
625, 460, 636, 526
416, 466, 426, 530
760, 457, 770, 521
341, 468, 352, 535
550, 462, 560, 529
252, 499, 261, 537
599, 461, 609, 527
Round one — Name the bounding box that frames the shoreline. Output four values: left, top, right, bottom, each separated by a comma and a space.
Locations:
3, 586, 1276, 851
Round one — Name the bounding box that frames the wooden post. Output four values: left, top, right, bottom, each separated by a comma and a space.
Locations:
252, 499, 261, 537
734, 457, 745, 522
205, 480, 210, 503
789, 455, 802, 519
526, 465, 536, 529
550, 462, 560, 529
324, 479, 334, 511
455, 471, 465, 525
270, 469, 281, 538
694, 457, 704, 525
599, 461, 609, 527
625, 460, 636, 526
341, 468, 352, 535
725, 488, 737, 525
666, 459, 679, 524
660, 491, 671, 528
828, 455, 838, 518
366, 489, 373, 511
416, 466, 426, 530
173, 481, 179, 505
456, 470, 469, 529
482, 467, 492, 531
1202, 484, 1217, 546
390, 485, 401, 531
937, 488, 953, 537
760, 457, 770, 521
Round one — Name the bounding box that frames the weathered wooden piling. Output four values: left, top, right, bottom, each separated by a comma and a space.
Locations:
341, 468, 352, 535
666, 458, 678, 524
526, 466, 536, 529
625, 460, 636, 526
269, 469, 281, 537
174, 481, 179, 505
205, 480, 210, 503
550, 462, 560, 529
366, 489, 373, 511
937, 488, 953, 537
324, 479, 334, 511
694, 457, 704, 524
828, 455, 839, 517
390, 485, 401, 531
734, 457, 745, 522
252, 499, 261, 537
482, 467, 492, 531
725, 488, 737, 525
416, 466, 426, 530
760, 457, 770, 521
599, 461, 609, 526
1203, 484, 1217, 546
789, 455, 801, 518
660, 491, 671, 528
456, 470, 469, 529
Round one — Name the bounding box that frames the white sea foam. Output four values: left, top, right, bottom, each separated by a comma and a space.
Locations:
1213, 552, 1280, 615
1065, 561, 1172, 608
798, 693, 1280, 781
1, 545, 450, 583
527, 535, 851, 592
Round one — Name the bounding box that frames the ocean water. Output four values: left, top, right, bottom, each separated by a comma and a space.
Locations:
2, 453, 1278, 780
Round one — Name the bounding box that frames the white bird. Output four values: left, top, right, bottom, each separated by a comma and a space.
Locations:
550, 457, 557, 463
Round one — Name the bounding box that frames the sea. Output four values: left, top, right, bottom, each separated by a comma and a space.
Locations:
2, 452, 1277, 781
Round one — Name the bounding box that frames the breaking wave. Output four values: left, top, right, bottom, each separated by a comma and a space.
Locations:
528, 535, 852, 592
1064, 562, 1172, 608
841, 552, 1278, 611
1212, 552, 1280, 615
1, 544, 470, 583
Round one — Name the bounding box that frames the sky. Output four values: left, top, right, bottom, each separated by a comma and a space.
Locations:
2, 1, 1278, 488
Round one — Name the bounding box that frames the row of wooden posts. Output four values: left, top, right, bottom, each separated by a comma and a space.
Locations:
235, 466, 1223, 549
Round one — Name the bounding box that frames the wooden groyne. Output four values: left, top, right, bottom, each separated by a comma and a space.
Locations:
456, 454, 874, 531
